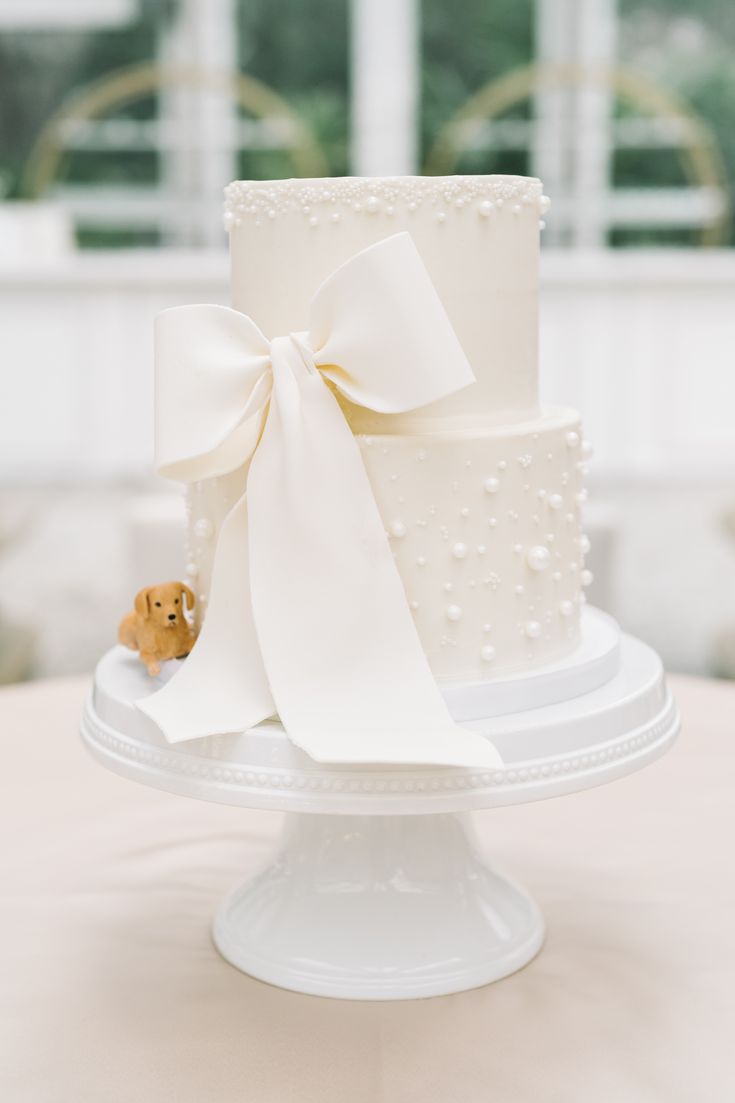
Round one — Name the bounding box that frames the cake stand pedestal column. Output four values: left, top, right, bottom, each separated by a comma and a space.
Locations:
213, 812, 544, 1000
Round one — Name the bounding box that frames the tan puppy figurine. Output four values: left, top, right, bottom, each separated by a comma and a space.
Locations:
118, 582, 197, 676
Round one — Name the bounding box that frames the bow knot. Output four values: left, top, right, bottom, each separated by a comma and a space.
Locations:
139, 233, 501, 769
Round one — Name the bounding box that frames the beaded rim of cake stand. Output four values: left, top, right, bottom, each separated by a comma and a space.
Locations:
81, 690, 678, 806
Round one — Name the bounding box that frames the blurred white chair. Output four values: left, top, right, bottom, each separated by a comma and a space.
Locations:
0, 201, 74, 262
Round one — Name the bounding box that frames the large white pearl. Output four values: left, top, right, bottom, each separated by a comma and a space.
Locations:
483, 477, 499, 494
452, 542, 468, 559
446, 604, 462, 622
525, 619, 542, 639
548, 494, 563, 510
479, 200, 494, 217
527, 545, 551, 571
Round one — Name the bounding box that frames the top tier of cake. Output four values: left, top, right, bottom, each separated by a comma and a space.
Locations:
224, 175, 549, 431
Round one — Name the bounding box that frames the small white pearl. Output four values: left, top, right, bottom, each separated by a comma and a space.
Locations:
527, 545, 551, 571
513, 543, 524, 554
185, 562, 198, 579
483, 623, 492, 633
552, 571, 562, 582
488, 517, 497, 528
581, 439, 594, 460
498, 460, 507, 471
477, 544, 487, 555
525, 619, 542, 639
389, 520, 406, 538
446, 604, 462, 622
436, 211, 446, 223
560, 600, 574, 617
223, 211, 235, 231
581, 569, 594, 587
576, 489, 589, 505
579, 534, 591, 555
515, 584, 525, 596
410, 600, 419, 611
309, 215, 319, 227
452, 542, 467, 559
443, 582, 453, 592
484, 477, 499, 494
539, 195, 551, 213
198, 593, 207, 603
366, 195, 380, 213
416, 555, 427, 567
512, 204, 521, 215
566, 431, 580, 449
539, 220, 546, 230
193, 518, 213, 540
460, 507, 470, 518
479, 199, 494, 217
480, 644, 496, 662
548, 494, 563, 510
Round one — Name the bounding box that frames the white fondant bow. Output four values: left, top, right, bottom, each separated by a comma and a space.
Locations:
139, 232, 501, 768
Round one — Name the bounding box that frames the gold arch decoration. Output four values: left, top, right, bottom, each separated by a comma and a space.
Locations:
21, 62, 329, 201
425, 62, 729, 246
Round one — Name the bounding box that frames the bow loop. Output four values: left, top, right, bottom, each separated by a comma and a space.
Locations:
154, 304, 271, 482
309, 233, 475, 414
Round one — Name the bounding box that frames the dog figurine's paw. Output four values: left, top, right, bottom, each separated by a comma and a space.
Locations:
118, 582, 198, 676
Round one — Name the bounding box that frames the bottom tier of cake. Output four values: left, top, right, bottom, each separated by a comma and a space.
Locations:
184, 405, 590, 683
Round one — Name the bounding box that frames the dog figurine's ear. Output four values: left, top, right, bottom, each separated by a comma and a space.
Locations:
134, 587, 151, 617
180, 584, 196, 611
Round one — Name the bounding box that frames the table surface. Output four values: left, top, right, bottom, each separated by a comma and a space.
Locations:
1, 672, 733, 1103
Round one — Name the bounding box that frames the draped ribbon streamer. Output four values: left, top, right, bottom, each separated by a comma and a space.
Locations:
138, 232, 501, 768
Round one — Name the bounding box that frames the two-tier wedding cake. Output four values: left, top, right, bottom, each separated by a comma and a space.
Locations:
122, 175, 592, 770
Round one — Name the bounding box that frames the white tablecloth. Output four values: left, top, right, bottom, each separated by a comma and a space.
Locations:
1, 673, 733, 1102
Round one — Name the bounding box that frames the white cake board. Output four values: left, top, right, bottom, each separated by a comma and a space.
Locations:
81, 609, 679, 1000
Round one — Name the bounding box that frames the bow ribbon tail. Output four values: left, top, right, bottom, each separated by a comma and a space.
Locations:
246, 338, 501, 768
138, 491, 276, 742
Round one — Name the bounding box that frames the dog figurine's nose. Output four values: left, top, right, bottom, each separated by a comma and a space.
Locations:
168, 613, 177, 621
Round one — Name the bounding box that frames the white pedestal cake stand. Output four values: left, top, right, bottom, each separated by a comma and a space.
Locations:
81, 609, 679, 1000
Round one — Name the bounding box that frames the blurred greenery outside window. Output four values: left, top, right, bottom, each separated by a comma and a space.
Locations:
0, 0, 733, 247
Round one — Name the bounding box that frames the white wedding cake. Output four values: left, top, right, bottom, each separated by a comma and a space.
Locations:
105, 171, 598, 770
185, 175, 590, 684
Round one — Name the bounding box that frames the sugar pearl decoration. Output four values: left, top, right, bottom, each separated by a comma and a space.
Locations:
484, 477, 499, 494
460, 507, 470, 518
548, 494, 563, 510
579, 534, 591, 555
185, 562, 198, 579
527, 545, 551, 571
389, 520, 406, 538
366, 195, 380, 214
539, 195, 551, 213
417, 555, 427, 567
525, 619, 542, 639
581, 569, 594, 587
479, 200, 494, 217
193, 518, 213, 540
581, 439, 594, 460
559, 600, 574, 617
446, 604, 462, 622
566, 431, 580, 449
452, 542, 468, 559
480, 644, 496, 662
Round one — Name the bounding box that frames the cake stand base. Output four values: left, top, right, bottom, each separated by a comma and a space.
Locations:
213, 812, 544, 1000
